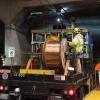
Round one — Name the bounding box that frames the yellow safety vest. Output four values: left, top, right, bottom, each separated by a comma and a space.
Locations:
69, 34, 84, 54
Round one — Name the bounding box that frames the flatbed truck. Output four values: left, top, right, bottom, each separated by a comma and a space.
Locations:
0, 29, 93, 100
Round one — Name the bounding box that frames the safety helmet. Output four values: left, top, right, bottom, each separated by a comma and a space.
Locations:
74, 28, 80, 34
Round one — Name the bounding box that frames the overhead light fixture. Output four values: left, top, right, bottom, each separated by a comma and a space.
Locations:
57, 18, 61, 22
30, 12, 43, 15
61, 9, 65, 14
57, 17, 63, 23
60, 7, 68, 14
63, 7, 68, 11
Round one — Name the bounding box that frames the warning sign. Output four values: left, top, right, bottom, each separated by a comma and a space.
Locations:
8, 47, 15, 58
2, 73, 8, 80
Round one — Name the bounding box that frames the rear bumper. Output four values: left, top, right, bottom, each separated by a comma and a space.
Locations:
0, 74, 87, 96
0, 80, 67, 96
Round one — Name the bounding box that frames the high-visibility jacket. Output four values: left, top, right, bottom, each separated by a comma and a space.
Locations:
69, 33, 84, 54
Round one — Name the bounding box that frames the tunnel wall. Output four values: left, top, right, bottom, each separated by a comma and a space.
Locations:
75, 16, 100, 57
5, 25, 30, 66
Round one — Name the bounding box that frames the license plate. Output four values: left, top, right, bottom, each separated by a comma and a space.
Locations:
0, 93, 8, 100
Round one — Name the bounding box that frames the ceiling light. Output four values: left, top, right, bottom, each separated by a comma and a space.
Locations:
61, 9, 65, 13
63, 7, 68, 11
57, 18, 61, 23
60, 7, 68, 14
30, 12, 43, 15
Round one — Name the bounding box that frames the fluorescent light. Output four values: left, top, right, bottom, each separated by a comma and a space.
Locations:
30, 12, 43, 15
63, 7, 68, 11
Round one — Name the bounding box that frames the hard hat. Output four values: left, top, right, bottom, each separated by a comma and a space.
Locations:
74, 28, 80, 33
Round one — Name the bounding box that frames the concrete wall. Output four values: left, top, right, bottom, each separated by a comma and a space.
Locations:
5, 25, 30, 66
0, 0, 22, 26
0, 0, 30, 65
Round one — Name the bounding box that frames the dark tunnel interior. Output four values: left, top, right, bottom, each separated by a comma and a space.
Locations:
1, 2, 100, 58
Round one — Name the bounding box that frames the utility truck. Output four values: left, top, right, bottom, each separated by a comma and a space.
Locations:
0, 28, 93, 100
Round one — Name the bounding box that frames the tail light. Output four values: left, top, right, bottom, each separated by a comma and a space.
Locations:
64, 88, 75, 96
68, 89, 75, 96
0, 85, 4, 91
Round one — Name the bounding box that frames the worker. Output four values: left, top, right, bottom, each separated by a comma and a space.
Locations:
64, 27, 84, 76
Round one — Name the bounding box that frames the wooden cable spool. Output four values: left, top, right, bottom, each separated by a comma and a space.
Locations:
43, 35, 67, 68
60, 38, 67, 69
